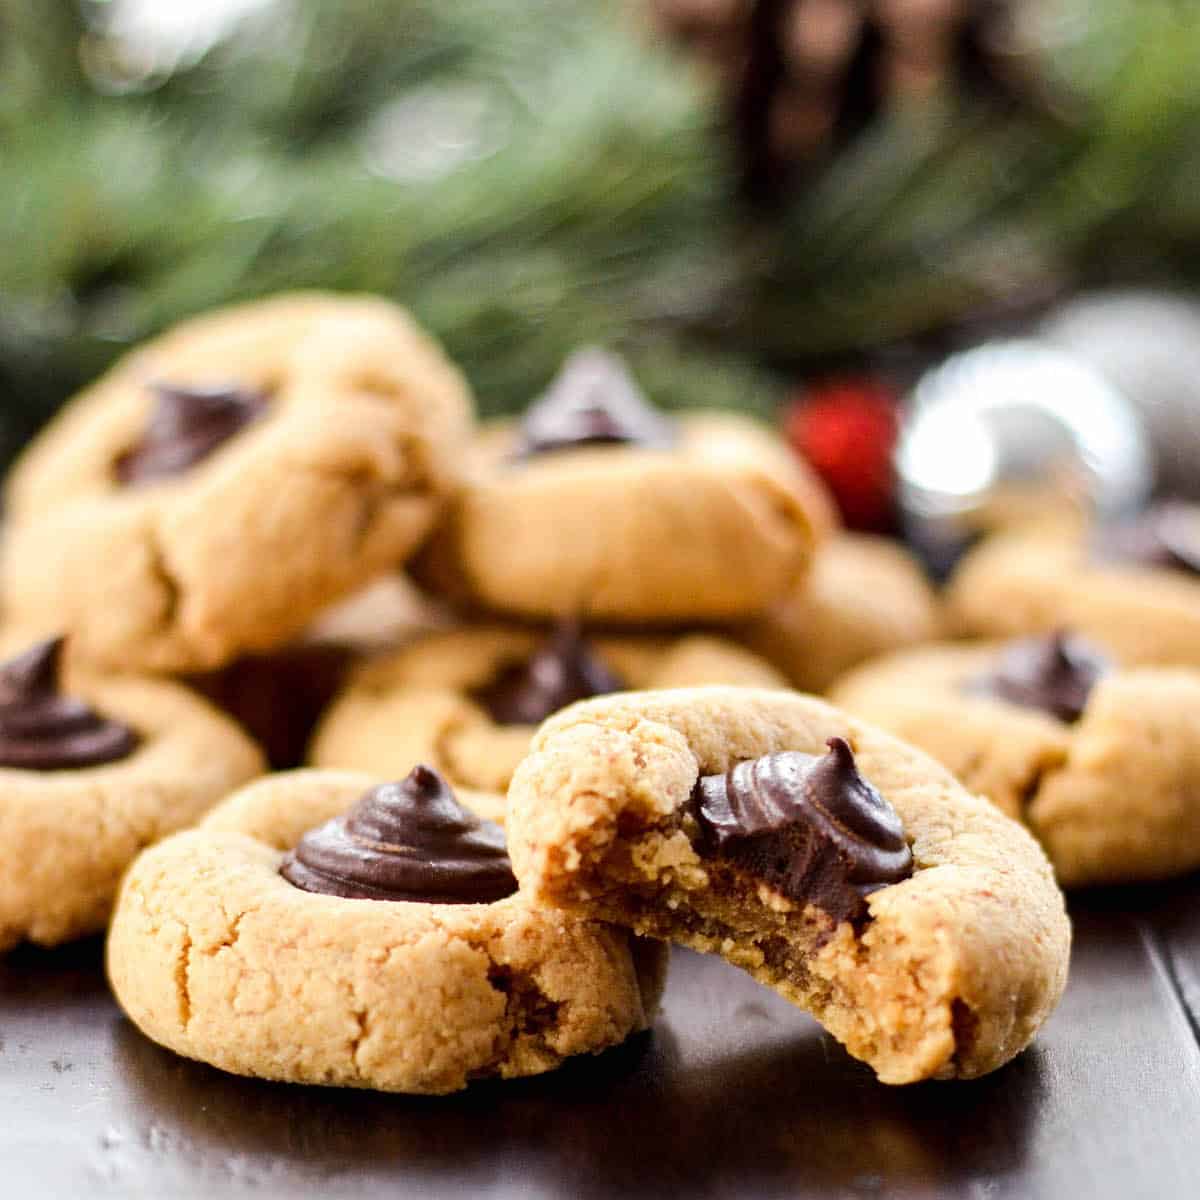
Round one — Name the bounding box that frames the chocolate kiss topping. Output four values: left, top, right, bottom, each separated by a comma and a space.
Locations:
515, 348, 677, 458
116, 382, 267, 485
0, 638, 139, 771
279, 765, 517, 904
690, 738, 913, 927
1093, 501, 1200, 578
473, 622, 625, 726
967, 631, 1110, 723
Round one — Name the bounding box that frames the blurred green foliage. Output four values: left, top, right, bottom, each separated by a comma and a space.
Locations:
0, 0, 768, 463
737, 0, 1200, 355
3, 0, 1200, 465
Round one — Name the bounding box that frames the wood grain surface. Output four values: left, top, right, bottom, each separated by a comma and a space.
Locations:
3, 882, 1199, 1199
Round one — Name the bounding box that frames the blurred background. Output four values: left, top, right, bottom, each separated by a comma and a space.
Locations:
4, 0, 1200, 539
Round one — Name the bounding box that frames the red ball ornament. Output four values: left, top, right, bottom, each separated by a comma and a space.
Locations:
784, 378, 900, 532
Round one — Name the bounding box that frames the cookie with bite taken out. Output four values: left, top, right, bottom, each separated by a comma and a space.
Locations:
505, 687, 1070, 1083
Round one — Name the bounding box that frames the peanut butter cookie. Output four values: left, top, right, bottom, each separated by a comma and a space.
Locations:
0, 637, 263, 951
415, 349, 832, 623
107, 767, 666, 1094
506, 687, 1069, 1084
736, 533, 942, 692
834, 632, 1200, 887
3, 293, 473, 673
946, 504, 1200, 669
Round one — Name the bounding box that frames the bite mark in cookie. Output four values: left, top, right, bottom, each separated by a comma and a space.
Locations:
506, 688, 1070, 1083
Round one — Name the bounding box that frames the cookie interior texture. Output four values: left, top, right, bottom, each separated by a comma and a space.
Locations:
506, 688, 1069, 1085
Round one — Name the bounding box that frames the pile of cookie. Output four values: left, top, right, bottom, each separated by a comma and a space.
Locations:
35, 289, 1200, 1097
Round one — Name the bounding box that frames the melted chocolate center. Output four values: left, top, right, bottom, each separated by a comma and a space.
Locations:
1093, 502, 1200, 578
515, 348, 677, 458
279, 765, 517, 903
0, 638, 139, 771
967, 631, 1110, 723
473, 623, 625, 726
690, 737, 913, 927
116, 382, 267, 485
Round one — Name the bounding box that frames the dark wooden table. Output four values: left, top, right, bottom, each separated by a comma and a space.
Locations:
4, 880, 1200, 1199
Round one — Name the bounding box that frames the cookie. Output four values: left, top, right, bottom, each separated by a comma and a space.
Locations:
833, 632, 1200, 887
3, 293, 473, 673
0, 637, 264, 951
735, 533, 942, 692
107, 767, 666, 1094
415, 349, 832, 623
310, 622, 787, 822
945, 503, 1200, 669
505, 687, 1069, 1084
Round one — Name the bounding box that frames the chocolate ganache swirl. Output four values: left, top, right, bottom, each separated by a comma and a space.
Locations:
690, 738, 913, 926
515, 348, 677, 458
0, 638, 139, 770
473, 622, 625, 726
280, 765, 517, 903
1092, 501, 1200, 577
967, 631, 1110, 723
116, 382, 267, 485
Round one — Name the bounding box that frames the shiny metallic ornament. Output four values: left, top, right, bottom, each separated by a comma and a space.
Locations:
1042, 290, 1200, 500
896, 339, 1154, 575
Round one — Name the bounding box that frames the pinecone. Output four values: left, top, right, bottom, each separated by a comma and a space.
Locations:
649, 0, 1028, 205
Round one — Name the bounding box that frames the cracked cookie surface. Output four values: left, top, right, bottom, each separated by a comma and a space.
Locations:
506, 687, 1069, 1084
833, 640, 1200, 886
414, 414, 833, 623
310, 625, 786, 823
1, 669, 264, 951
107, 770, 667, 1094
3, 293, 473, 673
734, 533, 942, 693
